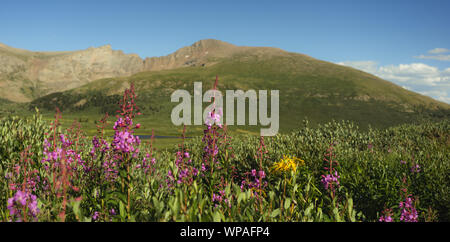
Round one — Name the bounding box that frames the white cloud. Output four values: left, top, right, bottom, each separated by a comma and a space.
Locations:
377, 63, 448, 86
336, 61, 378, 73
337, 61, 450, 103
414, 48, 450, 61
415, 54, 450, 61
419, 90, 450, 103
428, 48, 450, 54
401, 85, 412, 90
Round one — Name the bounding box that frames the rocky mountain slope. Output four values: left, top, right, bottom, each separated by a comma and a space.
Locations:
141, 39, 288, 70
2, 39, 449, 131
27, 39, 450, 131
0, 42, 143, 102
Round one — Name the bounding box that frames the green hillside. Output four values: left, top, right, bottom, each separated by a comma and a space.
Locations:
26, 41, 450, 138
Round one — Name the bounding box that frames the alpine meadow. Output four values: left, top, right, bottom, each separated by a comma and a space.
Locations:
0, 36, 449, 223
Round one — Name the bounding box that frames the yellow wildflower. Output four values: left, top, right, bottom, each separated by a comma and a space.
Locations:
271, 155, 305, 173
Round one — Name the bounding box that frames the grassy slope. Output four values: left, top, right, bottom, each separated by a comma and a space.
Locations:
4, 44, 449, 144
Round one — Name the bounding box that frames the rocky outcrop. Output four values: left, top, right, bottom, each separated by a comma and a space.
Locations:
143, 39, 238, 71
0, 39, 290, 102
0, 43, 145, 102
142, 39, 289, 71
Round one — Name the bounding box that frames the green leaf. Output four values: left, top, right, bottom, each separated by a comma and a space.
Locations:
119, 201, 126, 221
71, 199, 82, 221
270, 208, 281, 218
332, 207, 341, 222
237, 192, 246, 205
284, 198, 291, 210
213, 211, 221, 222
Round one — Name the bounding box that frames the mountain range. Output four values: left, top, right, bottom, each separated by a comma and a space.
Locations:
1, 39, 449, 132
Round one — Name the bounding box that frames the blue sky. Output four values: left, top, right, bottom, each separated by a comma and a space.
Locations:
1, 0, 449, 102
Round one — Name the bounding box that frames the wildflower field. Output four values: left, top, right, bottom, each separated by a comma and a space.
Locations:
0, 85, 449, 222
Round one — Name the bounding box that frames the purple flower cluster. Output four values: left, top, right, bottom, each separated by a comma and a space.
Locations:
212, 189, 231, 208
113, 116, 133, 131
240, 169, 267, 197
212, 190, 225, 203
25, 174, 40, 192
321, 144, 340, 198
112, 117, 141, 157
202, 110, 225, 172
7, 190, 39, 222
102, 159, 119, 181
399, 195, 418, 222
90, 136, 110, 157
205, 108, 223, 128
202, 131, 219, 165
92, 211, 100, 221
42, 139, 62, 164
112, 131, 140, 154
166, 151, 200, 187
92, 118, 141, 182
136, 153, 156, 174
7, 170, 41, 193
42, 135, 86, 171
379, 209, 393, 222
410, 164, 420, 173
321, 171, 340, 191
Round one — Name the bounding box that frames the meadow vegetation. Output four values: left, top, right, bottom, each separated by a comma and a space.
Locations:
0, 84, 448, 222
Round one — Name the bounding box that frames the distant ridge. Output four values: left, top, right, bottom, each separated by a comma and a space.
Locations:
21, 39, 449, 131
0, 39, 294, 102
0, 42, 143, 102
1, 39, 449, 130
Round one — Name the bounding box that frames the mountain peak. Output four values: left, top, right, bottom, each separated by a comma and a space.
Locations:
87, 44, 112, 51
191, 39, 235, 48
99, 44, 112, 50
175, 39, 237, 55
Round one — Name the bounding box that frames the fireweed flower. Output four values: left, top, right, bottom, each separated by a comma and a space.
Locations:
202, 108, 225, 172
102, 158, 119, 181
379, 215, 393, 222
166, 151, 200, 188
112, 130, 141, 154
258, 170, 266, 179
321, 143, 340, 198
379, 209, 393, 222
212, 189, 232, 208
321, 171, 340, 191
410, 164, 420, 173
90, 136, 110, 158
205, 108, 223, 128
111, 116, 141, 162
92, 211, 100, 221
136, 153, 156, 174
7, 190, 39, 222
400, 195, 419, 222
212, 190, 225, 203
240, 169, 267, 197
113, 117, 133, 131
42, 135, 86, 170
